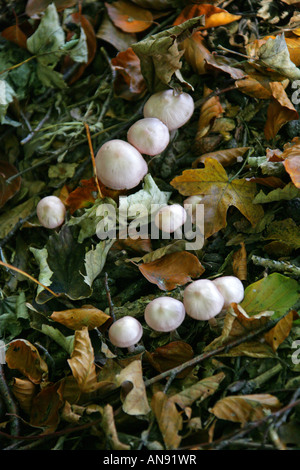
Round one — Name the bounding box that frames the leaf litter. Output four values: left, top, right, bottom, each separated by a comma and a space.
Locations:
0, 0, 299, 452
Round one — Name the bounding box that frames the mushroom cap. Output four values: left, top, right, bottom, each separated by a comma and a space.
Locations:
144, 297, 185, 332
95, 139, 148, 190
36, 195, 66, 229
143, 89, 194, 131
212, 276, 244, 309
154, 204, 187, 233
108, 316, 143, 348
127, 117, 170, 156
183, 279, 224, 320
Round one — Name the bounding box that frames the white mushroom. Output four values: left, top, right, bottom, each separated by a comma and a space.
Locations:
36, 196, 66, 229
127, 117, 170, 156
183, 279, 224, 321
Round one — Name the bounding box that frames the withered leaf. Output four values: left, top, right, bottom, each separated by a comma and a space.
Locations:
105, 1, 153, 33
11, 377, 37, 415
264, 310, 294, 352
174, 4, 241, 29
138, 251, 205, 291
170, 158, 264, 239
102, 404, 131, 450
264, 81, 298, 140
196, 86, 223, 140
210, 393, 282, 425
192, 147, 250, 169
146, 341, 194, 379
29, 381, 64, 433
170, 372, 225, 409
117, 359, 150, 416
111, 47, 147, 100
67, 327, 99, 393
151, 391, 183, 449
0, 161, 22, 210
5, 339, 48, 384
51, 306, 111, 331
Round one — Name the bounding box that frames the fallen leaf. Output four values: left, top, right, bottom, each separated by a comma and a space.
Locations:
0, 160, 22, 209
170, 158, 264, 239
65, 178, 98, 214
151, 391, 183, 449
117, 359, 151, 416
232, 242, 247, 281
170, 372, 225, 409
264, 218, 300, 251
210, 393, 282, 425
111, 47, 147, 100
67, 327, 99, 393
5, 339, 48, 384
102, 404, 131, 450
264, 81, 298, 140
138, 251, 205, 291
146, 341, 194, 378
51, 306, 112, 331
11, 377, 37, 415
25, 0, 77, 17
281, 138, 300, 188
195, 86, 223, 140
192, 147, 250, 169
181, 32, 212, 75
96, 13, 137, 52
1, 24, 28, 48
174, 4, 241, 29
105, 1, 153, 33
264, 310, 294, 352
236, 70, 273, 99
29, 381, 64, 433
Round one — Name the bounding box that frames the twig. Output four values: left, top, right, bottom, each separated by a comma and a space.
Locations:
104, 272, 115, 322
251, 255, 300, 277
144, 314, 286, 388
21, 107, 52, 145
84, 122, 103, 199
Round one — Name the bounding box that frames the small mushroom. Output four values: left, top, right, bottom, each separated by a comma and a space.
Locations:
36, 195, 66, 229
183, 279, 224, 321
95, 139, 148, 190
127, 117, 170, 156
143, 89, 194, 131
144, 297, 185, 333
154, 204, 187, 233
108, 316, 143, 352
212, 276, 244, 309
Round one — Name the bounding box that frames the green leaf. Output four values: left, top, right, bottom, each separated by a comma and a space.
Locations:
36, 62, 67, 89
83, 239, 115, 288
0, 292, 29, 341
0, 79, 16, 123
27, 3, 65, 67
253, 182, 300, 204
258, 33, 300, 81
241, 273, 300, 318
30, 247, 54, 301
66, 28, 88, 64
132, 16, 205, 92
0, 197, 38, 239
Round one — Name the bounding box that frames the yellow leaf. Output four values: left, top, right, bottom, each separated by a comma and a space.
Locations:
6, 339, 48, 384
170, 158, 264, 238
117, 359, 150, 416
51, 306, 111, 331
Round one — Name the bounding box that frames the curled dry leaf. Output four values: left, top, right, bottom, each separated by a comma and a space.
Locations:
102, 404, 131, 450
0, 160, 22, 209
145, 341, 194, 379
196, 86, 223, 140
192, 147, 250, 169
232, 242, 247, 281
117, 359, 150, 416
51, 306, 112, 331
29, 381, 64, 433
138, 251, 205, 291
182, 31, 212, 75
281, 138, 300, 189
11, 377, 37, 415
210, 393, 282, 425
171, 158, 264, 239
5, 339, 48, 384
151, 391, 183, 450
111, 47, 147, 100
67, 327, 99, 393
105, 1, 153, 33
264, 81, 298, 140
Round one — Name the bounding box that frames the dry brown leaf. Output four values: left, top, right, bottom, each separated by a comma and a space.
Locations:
174, 4, 241, 29
151, 391, 183, 449
51, 306, 111, 331
67, 327, 99, 393
280, 138, 300, 189
5, 339, 48, 384
236, 71, 273, 99
264, 310, 294, 352
192, 147, 250, 169
182, 32, 212, 75
196, 86, 223, 140
111, 47, 147, 100
264, 81, 299, 140
11, 377, 37, 415
170, 372, 225, 410
210, 393, 282, 425
102, 404, 131, 450
138, 251, 205, 291
105, 0, 153, 33
232, 242, 247, 281
117, 359, 151, 416
29, 381, 64, 433
170, 158, 264, 239
1, 24, 28, 48
96, 13, 137, 51
145, 341, 194, 379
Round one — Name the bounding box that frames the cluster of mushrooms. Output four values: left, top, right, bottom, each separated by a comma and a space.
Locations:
109, 276, 245, 352
35, 88, 245, 354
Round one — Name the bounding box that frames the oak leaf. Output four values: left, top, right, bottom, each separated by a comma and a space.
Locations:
170, 158, 264, 239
